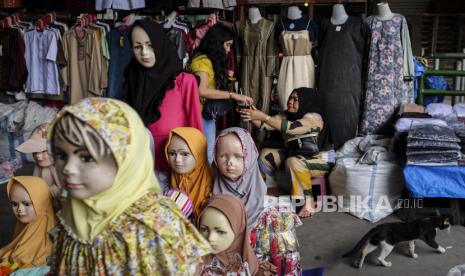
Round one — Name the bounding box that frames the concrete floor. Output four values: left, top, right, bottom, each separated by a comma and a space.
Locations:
297, 210, 465, 276
1, 164, 465, 276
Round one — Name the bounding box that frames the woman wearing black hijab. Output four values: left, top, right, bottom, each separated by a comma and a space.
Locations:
239, 88, 329, 218
123, 20, 204, 175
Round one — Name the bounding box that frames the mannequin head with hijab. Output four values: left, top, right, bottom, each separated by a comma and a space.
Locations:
197, 194, 259, 274
9, 180, 37, 224
52, 113, 118, 200
165, 127, 213, 219
0, 176, 56, 267
125, 20, 182, 125
131, 25, 156, 68
199, 207, 235, 254
215, 133, 245, 181
166, 134, 196, 174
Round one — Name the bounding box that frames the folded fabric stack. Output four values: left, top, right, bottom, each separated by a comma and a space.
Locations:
395, 118, 447, 133
407, 124, 461, 165
425, 103, 454, 118
425, 103, 465, 125
454, 125, 465, 155
454, 103, 465, 118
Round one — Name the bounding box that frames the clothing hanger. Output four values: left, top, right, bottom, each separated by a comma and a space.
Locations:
37, 12, 54, 32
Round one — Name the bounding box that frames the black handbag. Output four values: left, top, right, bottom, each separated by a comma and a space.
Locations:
285, 134, 319, 157
261, 130, 285, 149
202, 97, 233, 120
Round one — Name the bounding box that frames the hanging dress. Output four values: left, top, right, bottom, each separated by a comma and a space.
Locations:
318, 17, 368, 149
359, 14, 414, 135
235, 18, 276, 113
277, 19, 315, 110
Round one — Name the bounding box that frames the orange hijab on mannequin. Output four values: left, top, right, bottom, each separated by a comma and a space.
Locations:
0, 176, 56, 266
165, 127, 213, 218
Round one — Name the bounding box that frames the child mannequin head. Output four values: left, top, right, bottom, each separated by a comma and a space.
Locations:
48, 97, 160, 241
52, 113, 118, 200
197, 194, 259, 274
199, 207, 235, 254
213, 127, 266, 230
9, 181, 37, 224
1, 176, 56, 267
215, 133, 245, 181
16, 123, 52, 168
166, 134, 196, 174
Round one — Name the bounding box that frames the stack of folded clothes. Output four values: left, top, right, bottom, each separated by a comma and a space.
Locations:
454, 125, 465, 154
407, 124, 461, 165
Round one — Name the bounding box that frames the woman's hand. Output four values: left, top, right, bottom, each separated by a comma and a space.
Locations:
238, 105, 267, 121
231, 93, 254, 106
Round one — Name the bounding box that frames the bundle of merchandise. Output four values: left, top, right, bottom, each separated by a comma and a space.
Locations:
406, 124, 461, 165
250, 197, 303, 275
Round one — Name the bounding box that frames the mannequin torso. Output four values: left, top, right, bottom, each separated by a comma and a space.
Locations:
287, 6, 302, 20
248, 7, 262, 24
331, 4, 349, 25
376, 3, 394, 20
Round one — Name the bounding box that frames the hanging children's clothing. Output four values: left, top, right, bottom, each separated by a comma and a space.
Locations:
235, 18, 276, 113
0, 27, 27, 91
61, 28, 104, 104
318, 16, 368, 149
95, 0, 145, 11
276, 16, 317, 110
187, 0, 236, 10
24, 29, 60, 95
163, 18, 192, 66
359, 14, 414, 135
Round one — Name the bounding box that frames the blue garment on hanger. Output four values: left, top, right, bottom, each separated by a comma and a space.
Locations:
107, 28, 133, 100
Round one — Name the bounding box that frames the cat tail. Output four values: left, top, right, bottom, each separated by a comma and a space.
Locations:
342, 228, 377, 258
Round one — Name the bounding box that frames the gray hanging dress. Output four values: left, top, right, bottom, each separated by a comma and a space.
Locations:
318, 16, 368, 149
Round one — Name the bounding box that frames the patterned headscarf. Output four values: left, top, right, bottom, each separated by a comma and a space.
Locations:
213, 127, 266, 229
0, 176, 56, 266
48, 98, 161, 241
165, 127, 213, 219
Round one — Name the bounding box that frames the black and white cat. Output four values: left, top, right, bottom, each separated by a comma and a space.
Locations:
342, 213, 451, 268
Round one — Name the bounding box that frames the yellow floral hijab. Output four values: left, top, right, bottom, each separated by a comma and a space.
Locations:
48, 98, 161, 241
0, 176, 56, 266
165, 127, 213, 219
